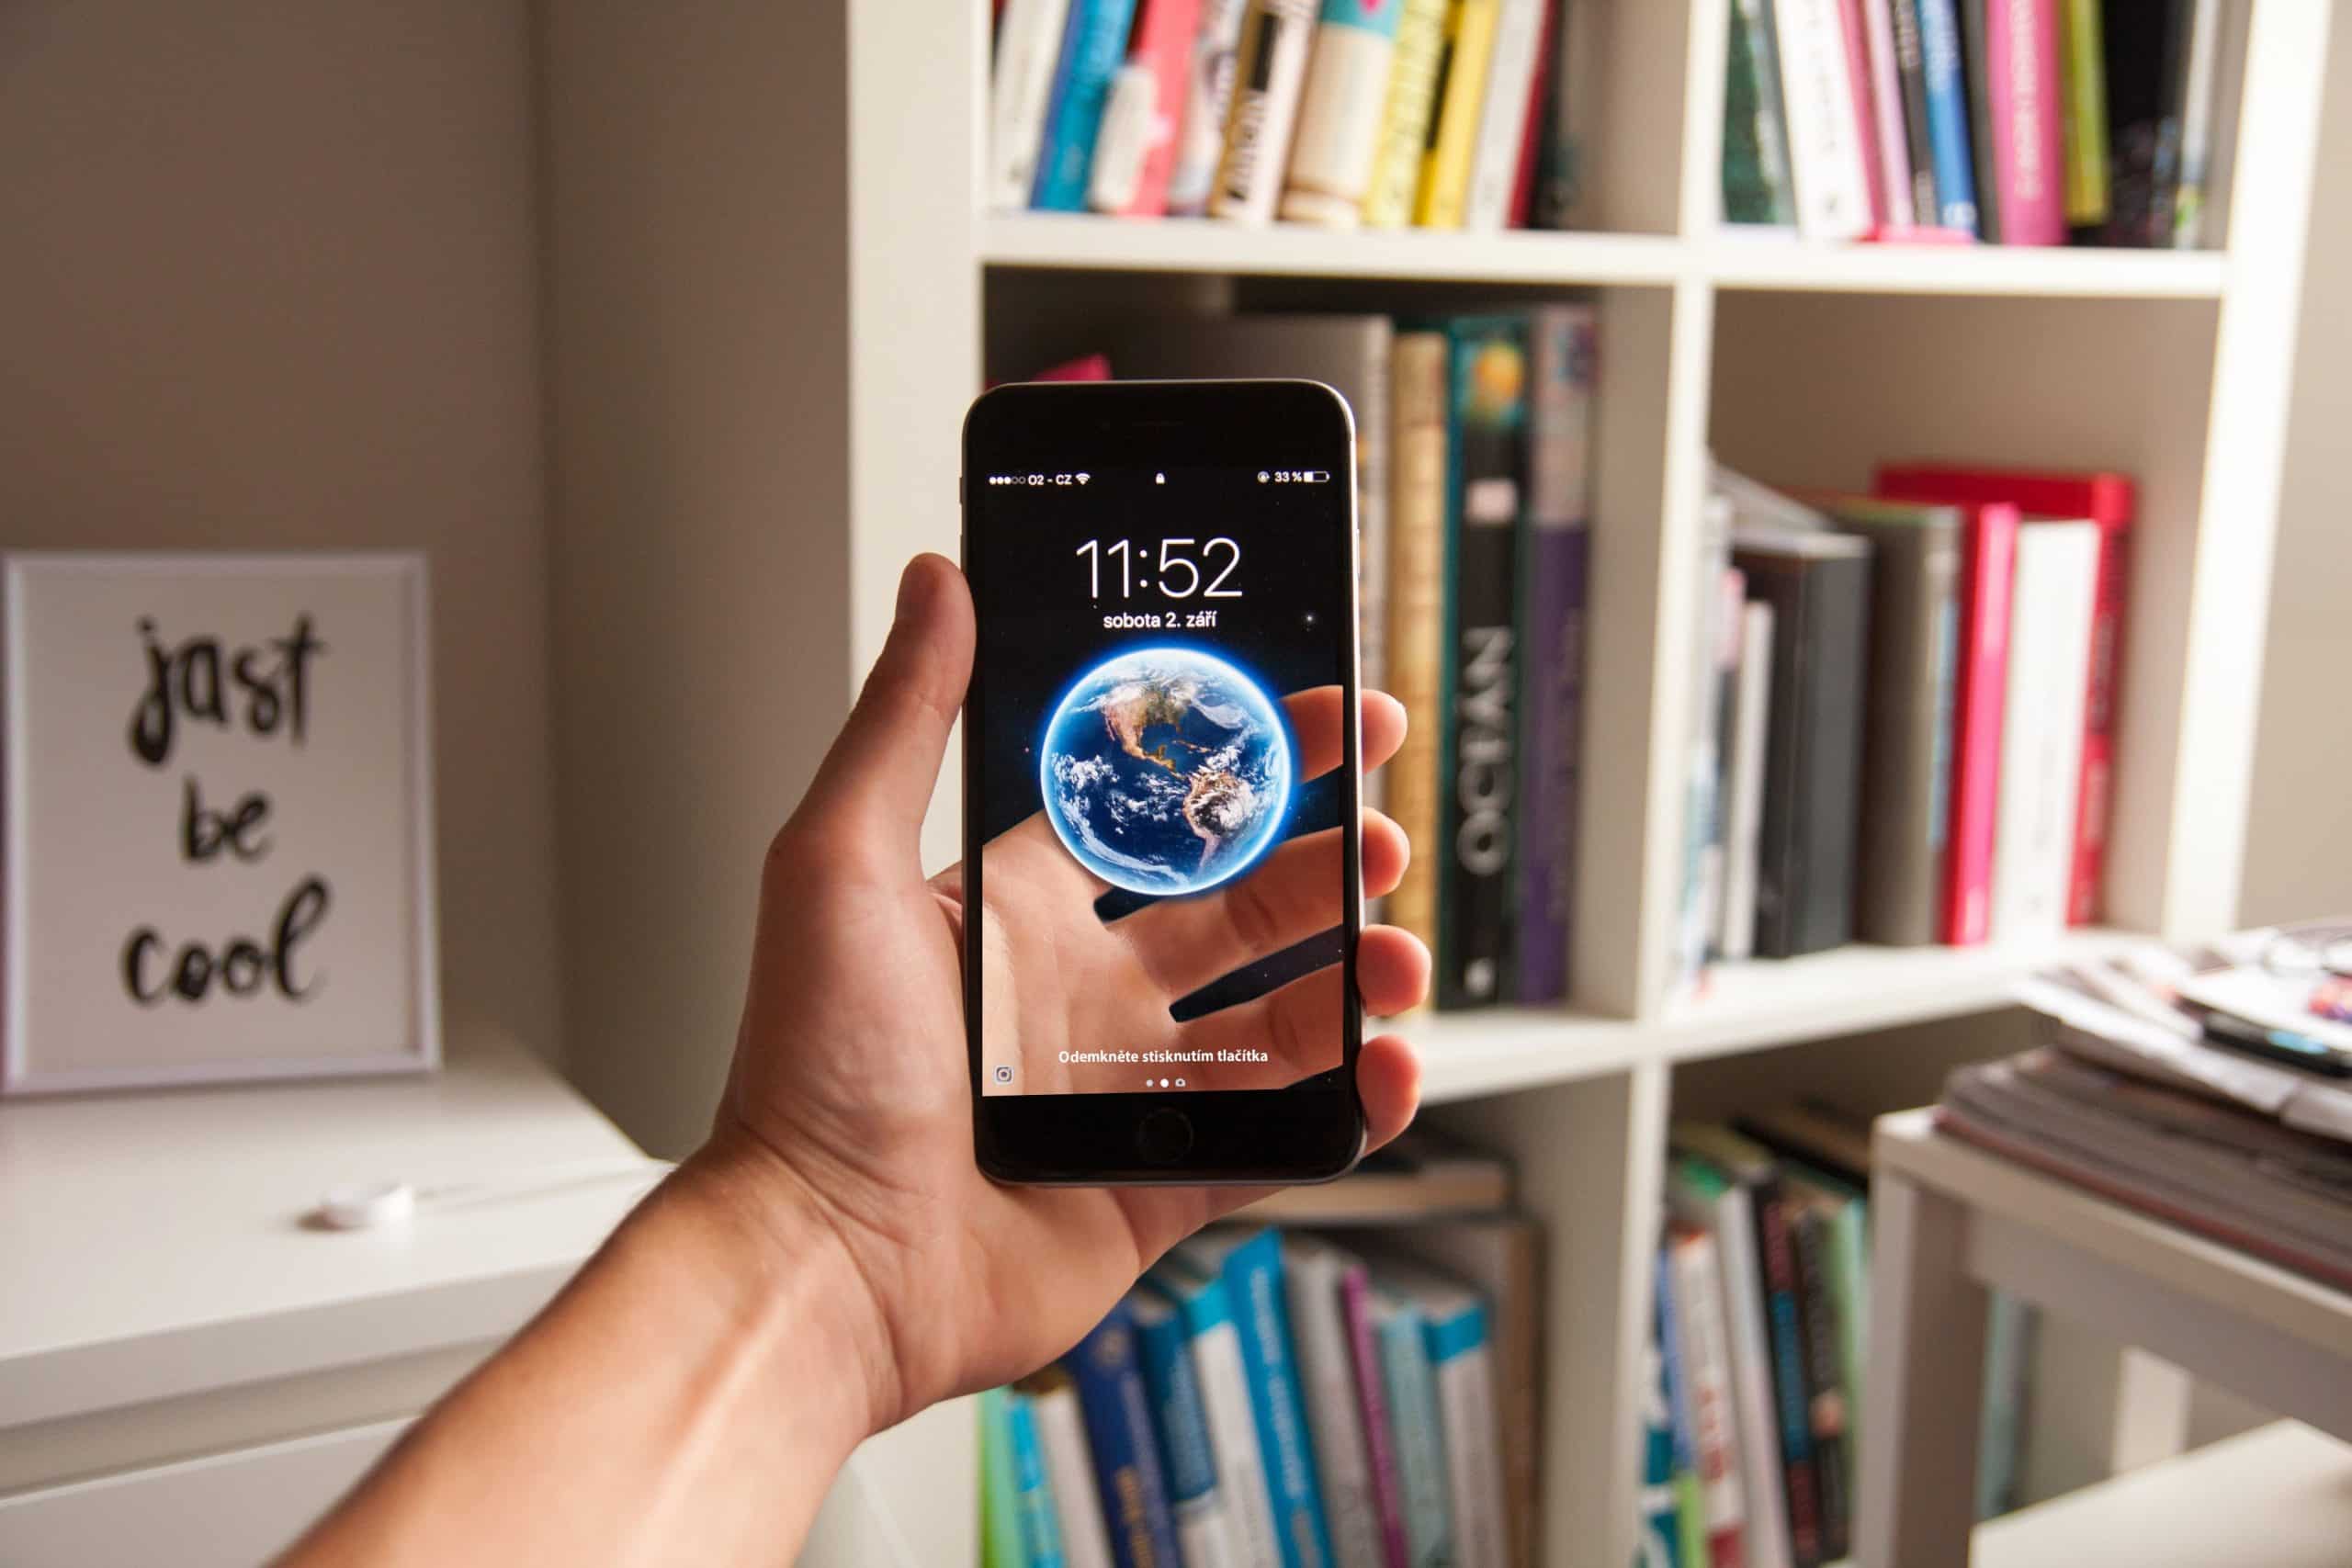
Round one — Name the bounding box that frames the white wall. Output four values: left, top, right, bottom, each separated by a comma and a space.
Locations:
0, 2, 560, 1060
2242, 7, 2352, 929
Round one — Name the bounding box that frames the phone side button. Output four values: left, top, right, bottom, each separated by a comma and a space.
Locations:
1136, 1108, 1193, 1165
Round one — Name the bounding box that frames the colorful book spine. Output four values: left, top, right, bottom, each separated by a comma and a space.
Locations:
1914, 0, 1980, 231
1723, 0, 1800, 226
1029, 1368, 1121, 1568
1279, 0, 1406, 226
1169, 0, 1254, 214
1463, 0, 1549, 230
1071, 1301, 1187, 1568
1153, 1269, 1284, 1568
1506, 0, 1561, 228
1433, 316, 1530, 1009
1283, 1240, 1384, 1568
1860, 0, 1917, 225
1202, 1230, 1336, 1568
1359, 0, 1449, 229
1774, 0, 1874, 239
1668, 1229, 1751, 1568
1012, 1389, 1073, 1568
1753, 1193, 1825, 1567
1134, 1291, 1243, 1568
1421, 1303, 1506, 1568
1790, 1211, 1850, 1562
1514, 304, 1595, 1005
1889, 0, 1941, 224
1373, 1293, 1451, 1568
1340, 1269, 1411, 1568
1668, 1160, 1792, 1568
1638, 1309, 1683, 1568
1211, 0, 1319, 223
1836, 0, 1890, 228
1383, 332, 1451, 993
1092, 0, 1210, 214
982, 1386, 1027, 1568
1034, 0, 1147, 210
1415, 0, 1502, 229
988, 0, 1080, 209
2058, 0, 2109, 226
1984, 0, 2064, 243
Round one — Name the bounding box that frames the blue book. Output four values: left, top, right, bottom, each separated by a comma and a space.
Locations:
1030, 0, 1141, 210
1008, 1389, 1069, 1568
1914, 0, 1981, 233
1147, 1264, 1285, 1568
1370, 1289, 1450, 1568
1654, 1247, 1698, 1480
1069, 1299, 1185, 1568
1177, 1228, 1336, 1568
1129, 1288, 1238, 1567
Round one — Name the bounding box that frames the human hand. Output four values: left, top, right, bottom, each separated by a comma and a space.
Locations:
691, 553, 1427, 1436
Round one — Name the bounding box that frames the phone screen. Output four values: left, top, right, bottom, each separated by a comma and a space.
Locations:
964, 382, 1359, 1116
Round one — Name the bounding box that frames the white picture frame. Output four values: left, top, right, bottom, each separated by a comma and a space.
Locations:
3, 552, 440, 1093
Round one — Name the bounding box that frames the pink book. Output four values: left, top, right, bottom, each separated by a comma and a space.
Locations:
1985, 0, 2065, 244
1860, 0, 1915, 225
1836, 0, 1886, 226
1120, 0, 1206, 216
1340, 1267, 1410, 1568
1939, 502, 2018, 945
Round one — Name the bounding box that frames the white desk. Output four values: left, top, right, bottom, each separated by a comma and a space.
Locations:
0, 1035, 651, 1566
1858, 1108, 2352, 1568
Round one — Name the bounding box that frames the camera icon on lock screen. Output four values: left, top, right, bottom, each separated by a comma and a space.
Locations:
991, 1065, 1013, 1085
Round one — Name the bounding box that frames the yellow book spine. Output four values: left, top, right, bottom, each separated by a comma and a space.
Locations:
1362, 0, 1452, 230
1383, 332, 1450, 976
1415, 0, 1499, 229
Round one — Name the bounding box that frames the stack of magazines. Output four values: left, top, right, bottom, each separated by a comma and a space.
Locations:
1939, 921, 2352, 1289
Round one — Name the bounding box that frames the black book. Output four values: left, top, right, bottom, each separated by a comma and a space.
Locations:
1959, 0, 2002, 242
1732, 531, 1872, 958
1791, 1204, 1852, 1561
2098, 0, 2194, 245
1888, 0, 1941, 224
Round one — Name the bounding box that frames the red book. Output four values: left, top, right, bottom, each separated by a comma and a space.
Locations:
1836, 0, 1886, 227
1878, 463, 2135, 932
1508, 0, 1561, 229
1118, 0, 1207, 217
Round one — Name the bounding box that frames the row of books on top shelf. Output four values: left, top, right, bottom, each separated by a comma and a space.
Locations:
1946, 920, 2352, 1289
1725, 0, 2233, 248
1040, 306, 1599, 1012
1645, 1107, 2049, 1568
990, 0, 1589, 232
1672, 461, 2134, 997
978, 1132, 1542, 1568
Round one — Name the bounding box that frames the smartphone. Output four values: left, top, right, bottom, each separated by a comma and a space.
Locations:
961, 378, 1366, 1185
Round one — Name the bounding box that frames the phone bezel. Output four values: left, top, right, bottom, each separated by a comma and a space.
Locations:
960, 378, 1366, 1185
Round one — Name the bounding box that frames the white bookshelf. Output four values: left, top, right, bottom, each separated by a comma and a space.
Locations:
538, 2, 2334, 1562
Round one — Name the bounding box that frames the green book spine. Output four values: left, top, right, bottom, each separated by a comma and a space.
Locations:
980, 1386, 1029, 1568
1675, 1468, 1715, 1568
2059, 0, 2110, 224
1723, 0, 1798, 224
1826, 1195, 1871, 1460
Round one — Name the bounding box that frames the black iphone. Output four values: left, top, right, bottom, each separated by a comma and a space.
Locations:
962, 378, 1366, 1185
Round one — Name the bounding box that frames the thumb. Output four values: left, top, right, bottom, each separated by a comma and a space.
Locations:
791, 553, 973, 850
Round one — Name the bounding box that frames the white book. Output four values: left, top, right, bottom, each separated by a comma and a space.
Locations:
1282, 1237, 1385, 1568
1676, 495, 1734, 996
1719, 600, 1775, 961
2173, 0, 2224, 247
1152, 1268, 1285, 1568
1668, 1229, 1751, 1566
1278, 8, 1399, 226
986, 0, 1078, 209
1088, 62, 1160, 212
1210, 0, 1318, 223
1988, 522, 2098, 942
1029, 1375, 1118, 1568
1169, 0, 1254, 214
1461, 0, 1547, 230
1668, 1170, 1792, 1568
1771, 0, 1871, 240
1375, 1260, 1508, 1568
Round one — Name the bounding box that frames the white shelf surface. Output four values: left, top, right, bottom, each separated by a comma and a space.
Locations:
1399, 928, 2138, 1104
981, 215, 2229, 299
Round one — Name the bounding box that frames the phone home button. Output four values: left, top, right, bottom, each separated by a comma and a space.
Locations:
1136, 1108, 1193, 1166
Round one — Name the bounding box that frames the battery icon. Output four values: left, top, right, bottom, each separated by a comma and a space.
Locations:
1303, 469, 1333, 483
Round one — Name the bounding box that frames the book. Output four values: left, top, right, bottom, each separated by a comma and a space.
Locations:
1147, 1263, 1286, 1568
1177, 1229, 1337, 1568
1170, 0, 1255, 214
1809, 495, 1964, 947
1211, 0, 1319, 223
1990, 521, 2099, 942
1011, 1387, 1074, 1568
1338, 1267, 1411, 1568
1638, 1301, 1682, 1568
1515, 304, 1595, 1005
2169, 0, 2223, 246
1464, 0, 1549, 231
1416, 0, 1503, 230
1280, 0, 1407, 226
1773, 0, 1874, 239
1780, 1167, 1870, 1469
1860, 0, 1917, 226
2098, 0, 2189, 246
1677, 495, 1736, 993
1702, 566, 1747, 964
1719, 599, 1776, 963
1667, 1226, 1752, 1568
1282, 1237, 1385, 1568
1887, 0, 1942, 225
1731, 530, 1873, 959
1666, 1153, 1792, 1568
1091, 0, 1210, 214
1736, 1101, 1874, 1186
1914, 0, 1981, 231
1505, 0, 1561, 229
1034, 0, 1146, 210
1368, 1287, 1450, 1568
1371, 1259, 1508, 1568
1787, 1207, 1850, 1561
1026, 1366, 1121, 1568
1654, 1248, 1699, 1542
1132, 1288, 1245, 1567
1984, 0, 2065, 243
1950, 502, 2018, 945
982, 1386, 1027, 1568
1875, 463, 2136, 929
1973, 1292, 2039, 1518
1383, 332, 1451, 982
1070, 1298, 1187, 1568
988, 0, 1080, 209
1835, 0, 1889, 229
1237, 1128, 1512, 1224
1430, 316, 1530, 1008
1359, 0, 1450, 229
1526, 0, 1594, 229
2058, 0, 2110, 226
1724, 0, 1801, 226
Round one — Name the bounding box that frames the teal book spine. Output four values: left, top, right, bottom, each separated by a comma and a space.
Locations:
1219, 1228, 1335, 1568
982, 1386, 1031, 1568
1376, 1297, 1451, 1568
1009, 1390, 1068, 1568
1031, 0, 1143, 209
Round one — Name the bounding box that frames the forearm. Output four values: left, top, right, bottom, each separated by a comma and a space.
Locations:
280, 1145, 890, 1567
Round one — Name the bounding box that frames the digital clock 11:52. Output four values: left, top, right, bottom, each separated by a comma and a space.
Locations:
1075, 537, 1244, 601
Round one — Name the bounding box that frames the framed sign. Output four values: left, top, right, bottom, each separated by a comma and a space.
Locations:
3, 553, 439, 1093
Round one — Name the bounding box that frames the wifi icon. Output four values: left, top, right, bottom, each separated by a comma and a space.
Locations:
1076, 472, 1091, 485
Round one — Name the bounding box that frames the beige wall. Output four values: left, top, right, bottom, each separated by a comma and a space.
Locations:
0, 3, 560, 1060
2242, 9, 2352, 930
